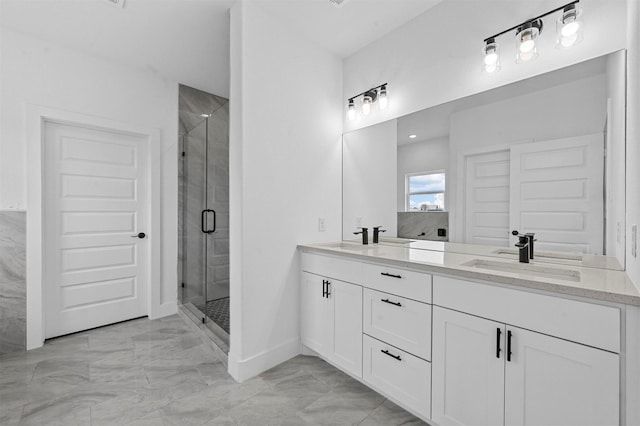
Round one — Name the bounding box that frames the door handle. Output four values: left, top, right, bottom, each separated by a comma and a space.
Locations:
201, 209, 216, 234
325, 280, 331, 297
380, 298, 402, 307
322, 280, 327, 298
130, 232, 146, 239
381, 349, 402, 361
507, 330, 513, 362
496, 328, 502, 358
380, 272, 402, 279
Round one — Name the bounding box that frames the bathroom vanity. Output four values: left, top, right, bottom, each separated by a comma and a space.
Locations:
298, 241, 639, 425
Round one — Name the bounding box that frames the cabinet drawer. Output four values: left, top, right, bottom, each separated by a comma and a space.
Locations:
363, 334, 431, 419
363, 288, 431, 360
362, 263, 431, 303
433, 275, 620, 353
301, 252, 362, 284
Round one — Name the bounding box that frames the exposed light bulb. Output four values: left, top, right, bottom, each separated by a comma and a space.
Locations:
378, 85, 388, 110
362, 95, 372, 115
347, 99, 356, 121
561, 21, 579, 37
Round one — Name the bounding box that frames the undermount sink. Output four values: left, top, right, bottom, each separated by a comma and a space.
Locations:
463, 259, 581, 282
378, 237, 414, 245
323, 242, 372, 251
492, 248, 583, 262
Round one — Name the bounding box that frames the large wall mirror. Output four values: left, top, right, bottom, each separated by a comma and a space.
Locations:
343, 50, 626, 269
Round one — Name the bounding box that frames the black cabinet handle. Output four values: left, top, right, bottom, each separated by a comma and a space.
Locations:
325, 280, 331, 297
380, 272, 402, 279
507, 330, 513, 362
201, 209, 207, 233
496, 328, 502, 358
381, 298, 402, 307
322, 280, 326, 298
201, 209, 216, 234
381, 349, 402, 361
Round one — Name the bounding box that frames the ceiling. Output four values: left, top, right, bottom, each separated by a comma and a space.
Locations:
0, 0, 443, 97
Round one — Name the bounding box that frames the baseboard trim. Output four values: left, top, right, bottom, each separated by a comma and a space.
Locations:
151, 301, 177, 319
228, 337, 301, 382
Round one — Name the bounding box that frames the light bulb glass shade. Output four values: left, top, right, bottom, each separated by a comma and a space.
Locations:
347, 100, 356, 121
481, 39, 501, 73
362, 95, 372, 115
516, 24, 540, 63
556, 7, 583, 48
378, 86, 388, 109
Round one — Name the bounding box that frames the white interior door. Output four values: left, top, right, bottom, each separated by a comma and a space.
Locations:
464, 150, 510, 246
504, 326, 619, 426
44, 121, 149, 338
510, 134, 604, 254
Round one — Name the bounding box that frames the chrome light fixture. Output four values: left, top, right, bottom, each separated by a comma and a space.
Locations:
346, 83, 388, 121
481, 1, 582, 73
557, 3, 583, 48
516, 19, 542, 63
482, 38, 501, 73
347, 99, 356, 121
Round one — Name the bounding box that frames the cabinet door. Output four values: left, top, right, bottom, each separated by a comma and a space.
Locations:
300, 272, 330, 357
504, 326, 619, 426
432, 307, 505, 426
328, 279, 363, 378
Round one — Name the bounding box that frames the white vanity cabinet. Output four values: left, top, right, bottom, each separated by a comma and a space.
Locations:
300, 271, 363, 378
432, 276, 620, 426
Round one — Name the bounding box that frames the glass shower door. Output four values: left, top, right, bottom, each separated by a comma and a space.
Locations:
181, 118, 211, 321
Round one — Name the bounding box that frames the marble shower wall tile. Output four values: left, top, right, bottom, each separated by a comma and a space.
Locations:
397, 211, 449, 242
0, 210, 27, 355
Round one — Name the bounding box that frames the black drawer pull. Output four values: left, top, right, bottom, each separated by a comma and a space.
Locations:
381, 272, 402, 279
381, 298, 402, 307
496, 328, 502, 358
507, 330, 513, 362
325, 280, 331, 297
381, 349, 402, 361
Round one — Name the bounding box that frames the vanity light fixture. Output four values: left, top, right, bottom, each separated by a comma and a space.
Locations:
482, 38, 501, 73
482, 0, 582, 72
347, 99, 356, 121
557, 3, 583, 48
346, 83, 388, 121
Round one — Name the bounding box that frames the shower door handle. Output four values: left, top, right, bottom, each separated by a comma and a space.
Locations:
201, 209, 216, 234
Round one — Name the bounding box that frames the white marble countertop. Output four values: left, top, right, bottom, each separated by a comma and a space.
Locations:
344, 237, 624, 270
299, 241, 640, 306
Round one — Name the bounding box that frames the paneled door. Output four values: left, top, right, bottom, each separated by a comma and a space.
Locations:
432, 306, 505, 426
509, 134, 604, 253
504, 326, 619, 426
44, 121, 149, 338
464, 150, 511, 247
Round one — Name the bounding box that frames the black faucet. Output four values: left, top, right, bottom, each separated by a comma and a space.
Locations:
372, 226, 386, 244
354, 227, 369, 245
514, 235, 530, 263
512, 230, 536, 260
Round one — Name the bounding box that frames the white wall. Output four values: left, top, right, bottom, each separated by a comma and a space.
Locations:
396, 137, 449, 211
229, 1, 343, 381
0, 27, 179, 311
343, 0, 627, 133
343, 120, 397, 239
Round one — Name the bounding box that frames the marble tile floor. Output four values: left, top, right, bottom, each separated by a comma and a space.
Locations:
0, 314, 426, 425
